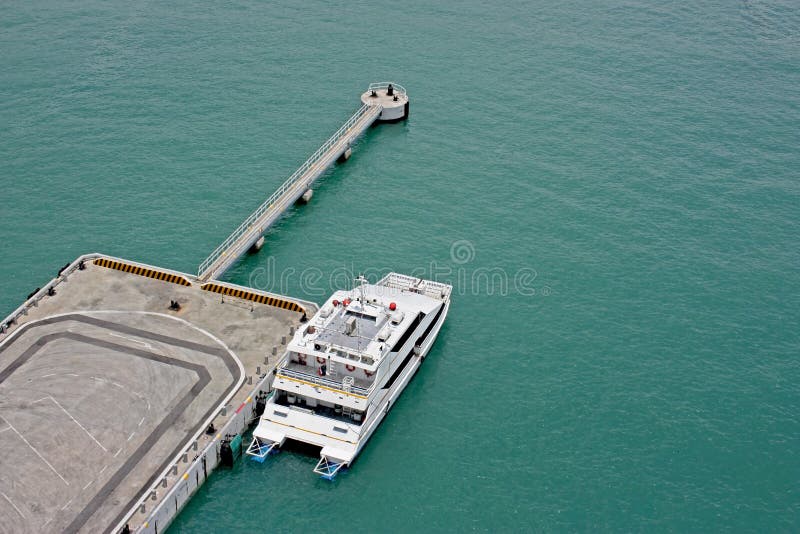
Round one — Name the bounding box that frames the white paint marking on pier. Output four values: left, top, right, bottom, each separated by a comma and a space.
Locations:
138, 416, 145, 427
114, 448, 122, 458
112, 382, 123, 389
0, 416, 69, 486
127, 431, 136, 442
66, 373, 79, 377
1, 491, 25, 519
35, 396, 108, 452
83, 479, 93, 490
99, 465, 108, 475
41, 373, 56, 378
108, 332, 153, 350
0, 425, 10, 434
60, 498, 73, 511
43, 518, 52, 528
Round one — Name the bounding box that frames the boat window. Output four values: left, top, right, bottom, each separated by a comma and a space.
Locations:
389, 312, 424, 353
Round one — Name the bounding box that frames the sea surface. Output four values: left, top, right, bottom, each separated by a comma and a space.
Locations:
2, 0, 799, 531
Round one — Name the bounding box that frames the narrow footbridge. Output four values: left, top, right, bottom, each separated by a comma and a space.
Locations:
198, 82, 407, 282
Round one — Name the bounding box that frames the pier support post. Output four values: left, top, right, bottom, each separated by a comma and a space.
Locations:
250, 236, 265, 252
338, 147, 353, 162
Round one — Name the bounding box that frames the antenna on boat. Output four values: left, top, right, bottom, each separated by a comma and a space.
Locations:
354, 273, 368, 353
356, 272, 367, 308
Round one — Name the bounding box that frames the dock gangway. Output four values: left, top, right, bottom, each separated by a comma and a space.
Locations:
198, 102, 383, 281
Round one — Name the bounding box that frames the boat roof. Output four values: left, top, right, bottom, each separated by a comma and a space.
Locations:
285, 274, 451, 367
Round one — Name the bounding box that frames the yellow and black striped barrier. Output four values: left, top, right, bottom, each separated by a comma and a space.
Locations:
200, 283, 306, 315
93, 258, 192, 286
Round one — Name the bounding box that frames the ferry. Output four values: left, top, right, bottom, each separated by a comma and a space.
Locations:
246, 273, 451, 478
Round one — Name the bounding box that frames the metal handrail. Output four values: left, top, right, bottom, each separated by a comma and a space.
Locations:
368, 81, 407, 96
198, 103, 382, 278
276, 367, 370, 397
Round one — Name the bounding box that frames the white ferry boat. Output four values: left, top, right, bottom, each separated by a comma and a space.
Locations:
246, 273, 451, 478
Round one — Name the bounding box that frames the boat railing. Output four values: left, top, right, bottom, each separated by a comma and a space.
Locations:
377, 272, 452, 300
277, 367, 370, 397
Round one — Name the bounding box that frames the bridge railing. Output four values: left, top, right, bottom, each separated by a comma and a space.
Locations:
198, 103, 381, 279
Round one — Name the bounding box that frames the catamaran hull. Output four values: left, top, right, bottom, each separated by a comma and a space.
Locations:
347, 298, 450, 464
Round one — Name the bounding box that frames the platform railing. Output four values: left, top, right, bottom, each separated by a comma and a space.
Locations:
368, 81, 407, 96
198, 103, 382, 280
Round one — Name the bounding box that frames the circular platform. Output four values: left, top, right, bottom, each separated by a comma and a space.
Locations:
361, 82, 409, 122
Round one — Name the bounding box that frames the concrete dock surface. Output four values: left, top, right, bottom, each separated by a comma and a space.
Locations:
0, 256, 312, 533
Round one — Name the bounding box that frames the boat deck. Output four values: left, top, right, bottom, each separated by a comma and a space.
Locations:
279, 360, 375, 392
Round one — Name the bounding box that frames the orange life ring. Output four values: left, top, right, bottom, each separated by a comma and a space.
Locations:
364, 369, 374, 377
316, 356, 325, 364
298, 355, 307, 366
346, 364, 356, 372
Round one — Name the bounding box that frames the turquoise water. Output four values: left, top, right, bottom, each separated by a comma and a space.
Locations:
2, 0, 799, 531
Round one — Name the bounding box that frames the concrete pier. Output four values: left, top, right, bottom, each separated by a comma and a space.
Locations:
0, 254, 315, 533
197, 82, 409, 282
0, 81, 409, 534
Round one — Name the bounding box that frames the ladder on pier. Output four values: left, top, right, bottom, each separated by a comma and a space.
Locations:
198, 103, 383, 281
